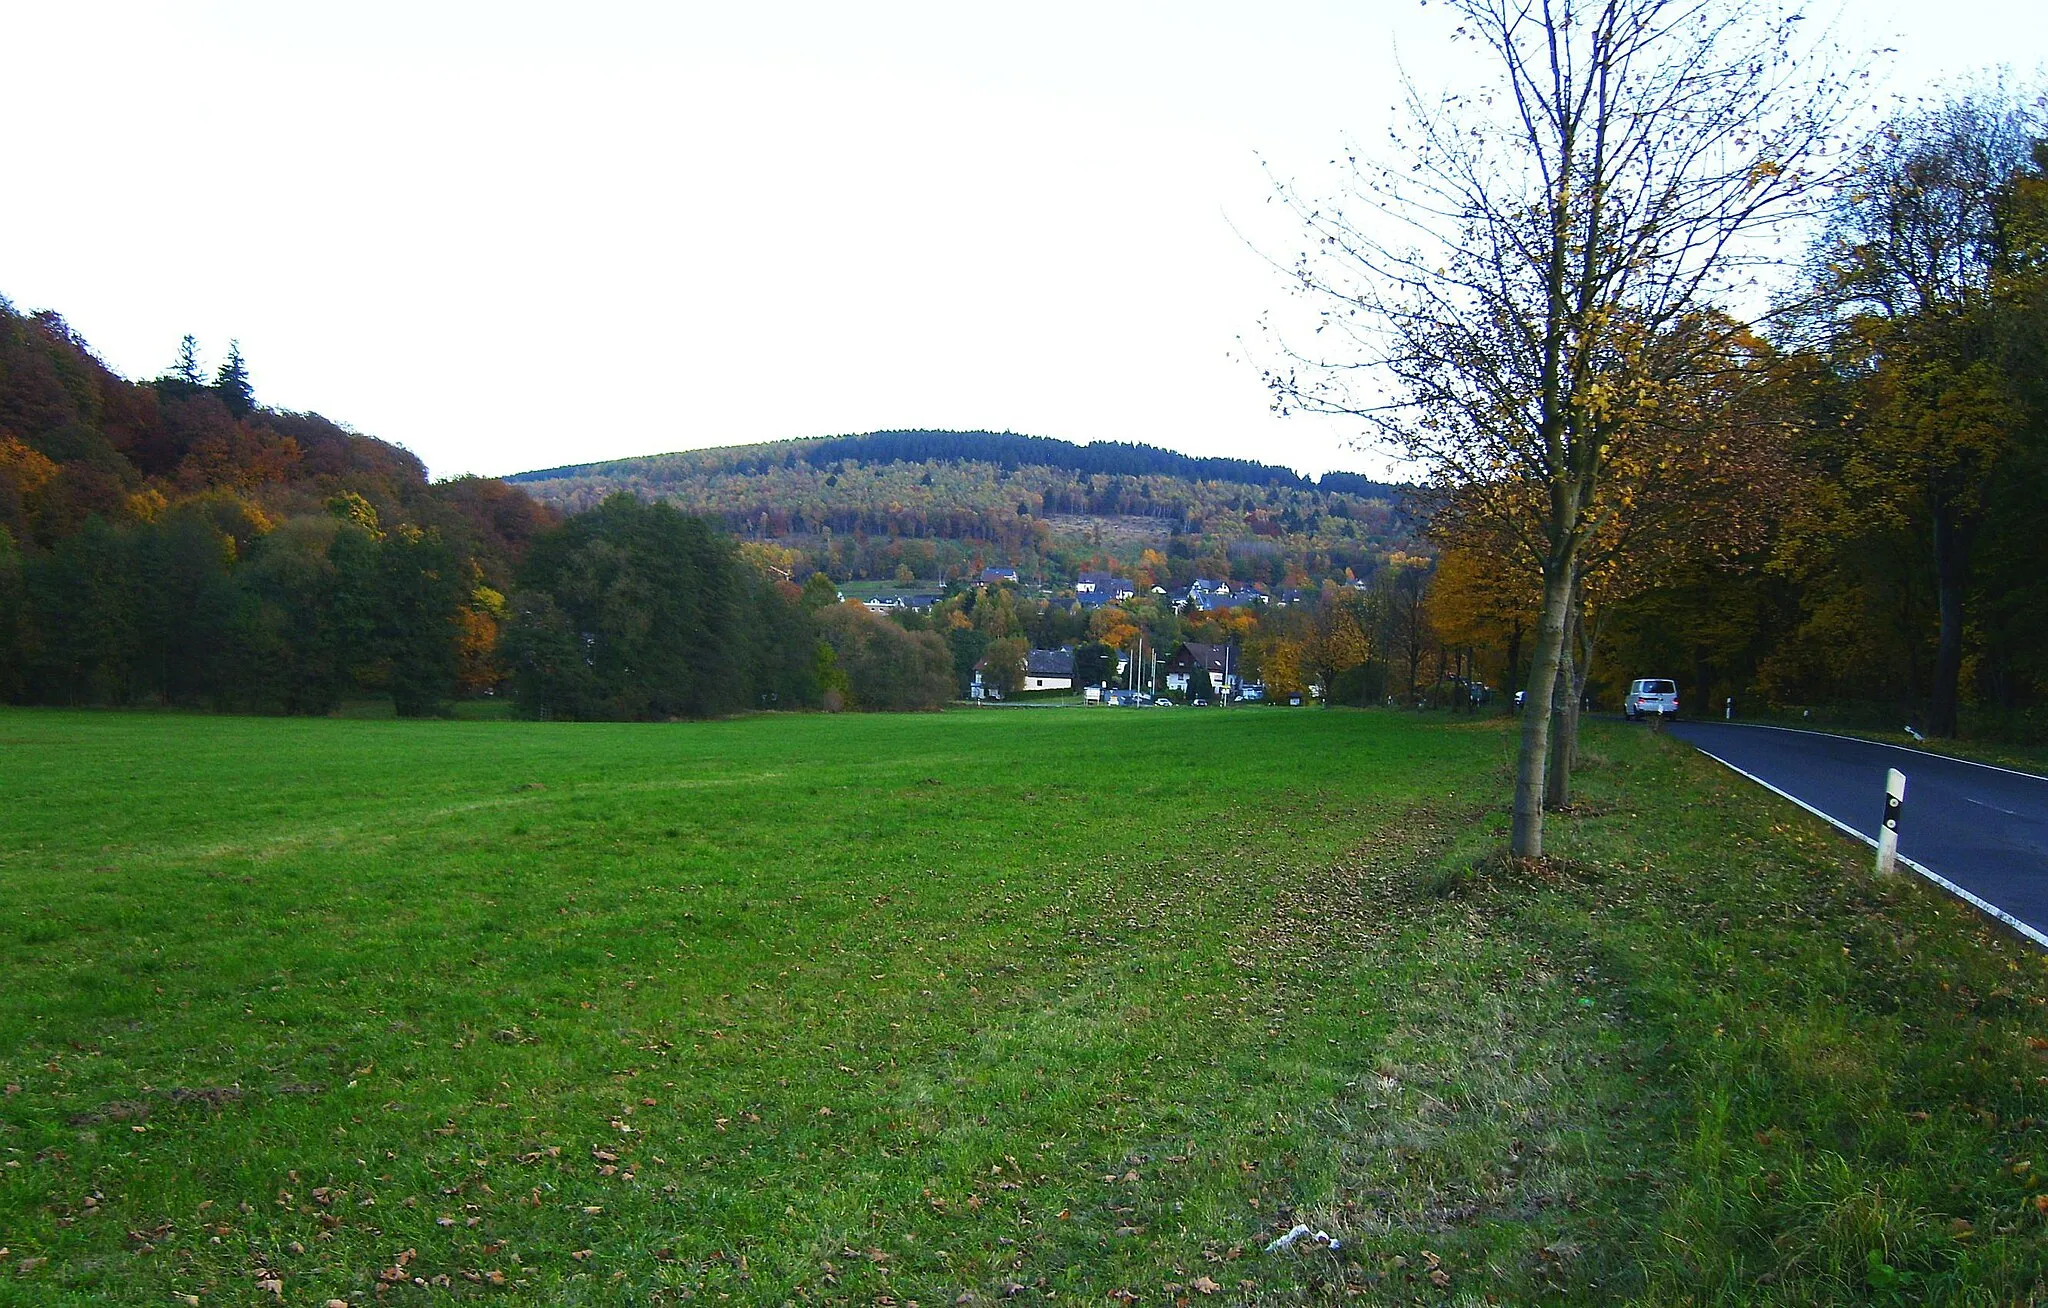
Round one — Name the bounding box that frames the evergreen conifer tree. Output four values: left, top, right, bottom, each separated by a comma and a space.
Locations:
172, 335, 204, 388
214, 340, 254, 414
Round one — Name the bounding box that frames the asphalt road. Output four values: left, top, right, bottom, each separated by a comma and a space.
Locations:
1666, 720, 2048, 947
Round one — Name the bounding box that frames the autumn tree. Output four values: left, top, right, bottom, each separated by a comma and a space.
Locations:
1246, 603, 1311, 699
816, 602, 955, 710
1266, 0, 1852, 855
980, 634, 1029, 699
1378, 563, 1433, 704
1302, 585, 1372, 704
1796, 90, 2045, 736
1088, 604, 1142, 657
799, 570, 840, 612
1427, 543, 1535, 695
1426, 318, 1803, 801
506, 494, 747, 719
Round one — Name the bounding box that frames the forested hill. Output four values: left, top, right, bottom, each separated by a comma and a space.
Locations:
0, 299, 556, 712
513, 429, 1402, 498
510, 430, 1421, 586
0, 302, 552, 569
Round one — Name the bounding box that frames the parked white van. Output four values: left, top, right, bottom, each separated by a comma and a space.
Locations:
1624, 678, 1679, 720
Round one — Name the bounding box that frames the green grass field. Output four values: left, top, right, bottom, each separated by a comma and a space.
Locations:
3, 708, 2047, 1305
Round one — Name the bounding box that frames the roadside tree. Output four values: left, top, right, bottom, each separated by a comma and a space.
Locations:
1796, 91, 2046, 736
1265, 0, 1852, 855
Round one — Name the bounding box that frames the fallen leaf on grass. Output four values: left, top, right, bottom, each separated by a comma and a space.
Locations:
1190, 1275, 1220, 1294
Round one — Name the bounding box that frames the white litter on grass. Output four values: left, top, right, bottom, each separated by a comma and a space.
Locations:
1265, 1224, 1340, 1254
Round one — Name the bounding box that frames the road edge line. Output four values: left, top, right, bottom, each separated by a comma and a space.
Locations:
1687, 745, 2048, 952
1720, 721, 2048, 784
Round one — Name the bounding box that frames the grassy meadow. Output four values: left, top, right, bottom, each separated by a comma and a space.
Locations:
2, 707, 2047, 1305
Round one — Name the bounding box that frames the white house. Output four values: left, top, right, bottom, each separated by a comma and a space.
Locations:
1023, 647, 1076, 692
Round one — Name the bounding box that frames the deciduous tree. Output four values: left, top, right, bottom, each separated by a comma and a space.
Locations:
1266, 0, 1852, 854
1797, 90, 2045, 735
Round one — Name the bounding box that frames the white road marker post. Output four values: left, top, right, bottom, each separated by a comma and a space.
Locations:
1875, 768, 1906, 877
1725, 696, 1733, 720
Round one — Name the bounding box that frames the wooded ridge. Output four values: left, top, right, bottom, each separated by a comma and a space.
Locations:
509, 430, 1423, 589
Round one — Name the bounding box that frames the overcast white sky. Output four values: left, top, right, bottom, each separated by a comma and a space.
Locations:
6, 2, 2041, 480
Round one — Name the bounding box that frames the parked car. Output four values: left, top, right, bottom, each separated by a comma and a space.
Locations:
1624, 678, 1679, 720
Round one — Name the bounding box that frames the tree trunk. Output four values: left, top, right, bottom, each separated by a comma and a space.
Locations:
1930, 500, 1969, 738
1512, 566, 1574, 859
1545, 601, 1577, 810
1549, 581, 1602, 809
1570, 612, 1597, 722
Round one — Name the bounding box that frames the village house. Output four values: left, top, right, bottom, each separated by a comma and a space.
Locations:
1161, 641, 1242, 697
862, 593, 941, 615
1023, 646, 1075, 692
972, 644, 1077, 697
1075, 573, 1135, 609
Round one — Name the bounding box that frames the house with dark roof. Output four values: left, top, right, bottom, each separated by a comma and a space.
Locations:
1201, 592, 1263, 612
971, 644, 1076, 697
1023, 646, 1076, 692
1075, 573, 1135, 609
979, 566, 1020, 585
862, 593, 942, 615
1161, 642, 1242, 697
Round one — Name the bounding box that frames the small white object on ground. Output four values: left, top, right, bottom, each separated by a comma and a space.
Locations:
1265, 1223, 1340, 1253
